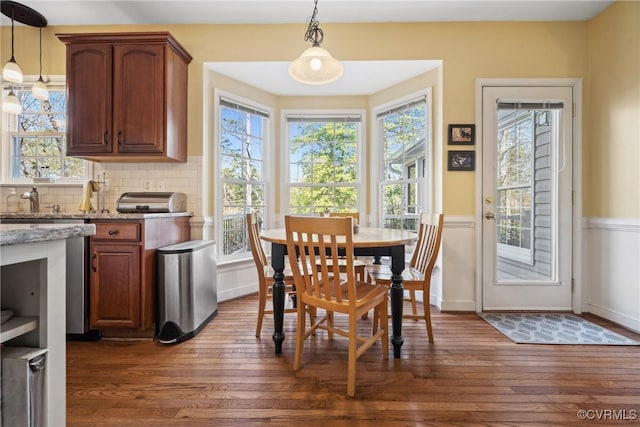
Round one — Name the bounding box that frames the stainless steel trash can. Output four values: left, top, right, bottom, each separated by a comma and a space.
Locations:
1, 347, 48, 427
157, 240, 217, 344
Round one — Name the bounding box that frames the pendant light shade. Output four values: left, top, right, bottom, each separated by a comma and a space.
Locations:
288, 0, 343, 85
32, 78, 49, 100
3, 87, 22, 115
2, 60, 23, 84
2, 5, 23, 84
289, 45, 343, 85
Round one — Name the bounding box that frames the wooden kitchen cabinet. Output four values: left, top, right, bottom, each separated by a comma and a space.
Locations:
57, 32, 193, 162
90, 243, 140, 329
89, 216, 190, 336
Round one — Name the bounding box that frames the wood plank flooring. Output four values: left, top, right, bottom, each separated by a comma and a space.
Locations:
67, 294, 640, 426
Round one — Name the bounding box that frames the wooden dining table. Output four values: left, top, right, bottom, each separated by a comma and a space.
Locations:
261, 226, 417, 359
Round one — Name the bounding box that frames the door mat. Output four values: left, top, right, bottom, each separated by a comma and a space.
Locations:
479, 312, 639, 345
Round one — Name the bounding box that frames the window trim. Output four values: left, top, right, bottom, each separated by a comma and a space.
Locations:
280, 109, 366, 221
1, 75, 92, 185
214, 89, 273, 263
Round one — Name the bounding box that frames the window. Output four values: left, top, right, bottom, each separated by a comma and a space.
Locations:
218, 97, 268, 260
287, 114, 362, 214
378, 97, 427, 231
2, 81, 87, 183
496, 110, 534, 264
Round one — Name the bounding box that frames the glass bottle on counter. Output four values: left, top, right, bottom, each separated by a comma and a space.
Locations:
6, 187, 20, 212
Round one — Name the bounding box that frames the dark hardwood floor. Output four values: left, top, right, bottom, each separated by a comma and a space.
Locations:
67, 294, 640, 426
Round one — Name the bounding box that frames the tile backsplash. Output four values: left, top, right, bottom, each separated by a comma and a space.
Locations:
0, 156, 202, 216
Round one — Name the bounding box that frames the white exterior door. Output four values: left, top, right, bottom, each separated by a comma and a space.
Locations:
482, 86, 573, 310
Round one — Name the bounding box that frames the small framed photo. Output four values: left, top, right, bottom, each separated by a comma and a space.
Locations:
448, 124, 475, 145
448, 150, 475, 171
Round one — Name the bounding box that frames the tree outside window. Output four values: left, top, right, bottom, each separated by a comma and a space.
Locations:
288, 117, 360, 214
379, 99, 427, 231
6, 85, 85, 181
219, 100, 267, 258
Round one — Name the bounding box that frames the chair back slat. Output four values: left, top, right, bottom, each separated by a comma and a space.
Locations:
285, 216, 355, 306
328, 212, 360, 223
410, 213, 444, 278
247, 212, 269, 275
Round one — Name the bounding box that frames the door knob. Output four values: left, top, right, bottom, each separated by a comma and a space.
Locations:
485, 211, 496, 220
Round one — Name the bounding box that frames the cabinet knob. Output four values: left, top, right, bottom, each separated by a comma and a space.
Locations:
91, 254, 97, 272
108, 229, 118, 236
117, 131, 122, 146
103, 130, 109, 144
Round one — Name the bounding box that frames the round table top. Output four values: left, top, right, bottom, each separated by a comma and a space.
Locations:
260, 226, 417, 248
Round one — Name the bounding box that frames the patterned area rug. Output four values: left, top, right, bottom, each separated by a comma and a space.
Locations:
479, 312, 639, 345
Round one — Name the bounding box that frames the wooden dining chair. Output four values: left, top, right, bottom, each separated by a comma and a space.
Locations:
368, 213, 444, 342
247, 212, 299, 338
326, 212, 368, 282
285, 215, 389, 397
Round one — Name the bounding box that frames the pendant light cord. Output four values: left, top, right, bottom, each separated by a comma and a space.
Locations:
304, 0, 324, 47
10, 8, 16, 61
39, 26, 43, 76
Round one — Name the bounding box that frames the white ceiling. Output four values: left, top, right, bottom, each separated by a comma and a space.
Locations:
2, 0, 614, 96
2, 1, 615, 26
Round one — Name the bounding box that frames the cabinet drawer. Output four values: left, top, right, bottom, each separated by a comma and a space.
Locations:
93, 222, 140, 242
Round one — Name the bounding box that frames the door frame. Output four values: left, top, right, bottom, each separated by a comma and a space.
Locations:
474, 78, 583, 314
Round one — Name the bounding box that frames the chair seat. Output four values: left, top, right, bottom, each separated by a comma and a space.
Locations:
367, 264, 424, 284
326, 258, 367, 267
309, 277, 388, 304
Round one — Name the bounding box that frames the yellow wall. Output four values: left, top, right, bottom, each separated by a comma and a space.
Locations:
586, 1, 640, 218
2, 17, 611, 217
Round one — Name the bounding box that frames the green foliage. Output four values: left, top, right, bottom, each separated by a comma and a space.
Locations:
289, 121, 358, 212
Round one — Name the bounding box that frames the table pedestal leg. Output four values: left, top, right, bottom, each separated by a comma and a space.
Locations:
271, 243, 286, 354
390, 245, 405, 358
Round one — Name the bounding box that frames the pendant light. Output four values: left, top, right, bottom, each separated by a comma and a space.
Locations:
1, 1, 48, 114
2, 5, 23, 84
288, 0, 343, 85
32, 26, 49, 100
3, 86, 22, 114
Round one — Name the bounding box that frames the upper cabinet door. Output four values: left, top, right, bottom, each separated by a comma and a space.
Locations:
58, 32, 191, 162
66, 44, 113, 156
113, 44, 165, 154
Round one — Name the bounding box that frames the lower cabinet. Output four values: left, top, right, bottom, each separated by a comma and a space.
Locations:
90, 244, 140, 329
89, 216, 190, 336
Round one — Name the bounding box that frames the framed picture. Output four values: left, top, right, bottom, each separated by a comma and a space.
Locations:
448, 124, 475, 145
448, 150, 475, 171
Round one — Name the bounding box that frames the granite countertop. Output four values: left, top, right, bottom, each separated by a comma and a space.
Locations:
0, 223, 96, 246
0, 212, 194, 220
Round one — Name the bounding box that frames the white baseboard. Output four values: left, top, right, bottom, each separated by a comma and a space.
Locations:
218, 283, 257, 303
440, 299, 476, 312
584, 302, 640, 334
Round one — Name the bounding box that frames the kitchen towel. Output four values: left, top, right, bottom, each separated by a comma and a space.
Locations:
78, 180, 94, 212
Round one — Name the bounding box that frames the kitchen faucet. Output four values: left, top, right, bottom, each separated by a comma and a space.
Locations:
21, 187, 40, 213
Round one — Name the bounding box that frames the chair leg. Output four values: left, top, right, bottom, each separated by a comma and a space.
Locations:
424, 302, 434, 343
381, 298, 389, 359
347, 313, 357, 397
255, 288, 267, 337
327, 311, 334, 340
372, 306, 380, 335
409, 290, 418, 317
293, 304, 306, 371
